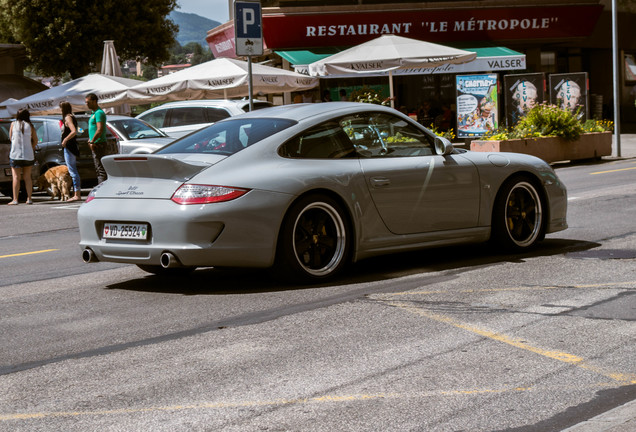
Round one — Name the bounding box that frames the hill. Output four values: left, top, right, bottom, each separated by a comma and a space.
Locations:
169, 10, 221, 48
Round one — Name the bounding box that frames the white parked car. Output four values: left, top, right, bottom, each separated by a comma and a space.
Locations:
135, 99, 273, 138
106, 115, 176, 154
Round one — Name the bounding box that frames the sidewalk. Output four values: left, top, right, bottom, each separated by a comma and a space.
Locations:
562, 399, 636, 432
609, 133, 636, 159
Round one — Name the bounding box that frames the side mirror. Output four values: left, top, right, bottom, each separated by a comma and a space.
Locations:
434, 136, 454, 156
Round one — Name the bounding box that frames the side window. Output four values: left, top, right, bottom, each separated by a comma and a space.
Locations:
0, 122, 10, 144
168, 107, 206, 127
205, 107, 231, 123
76, 119, 89, 138
46, 120, 62, 142
32, 121, 47, 143
279, 121, 356, 159
140, 110, 167, 129
341, 113, 435, 158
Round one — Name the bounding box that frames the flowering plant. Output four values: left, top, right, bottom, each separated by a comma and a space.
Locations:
349, 87, 391, 106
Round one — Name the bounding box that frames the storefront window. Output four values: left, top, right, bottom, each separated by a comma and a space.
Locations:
541, 52, 557, 74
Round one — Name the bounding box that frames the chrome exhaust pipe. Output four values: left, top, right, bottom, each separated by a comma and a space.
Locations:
160, 252, 181, 269
82, 248, 98, 263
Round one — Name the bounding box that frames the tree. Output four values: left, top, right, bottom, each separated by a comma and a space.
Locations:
0, 0, 179, 79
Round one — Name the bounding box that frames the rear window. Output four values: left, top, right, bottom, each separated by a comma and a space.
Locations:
109, 119, 165, 140
156, 118, 296, 156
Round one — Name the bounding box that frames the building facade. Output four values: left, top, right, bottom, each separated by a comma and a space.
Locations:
208, 0, 636, 125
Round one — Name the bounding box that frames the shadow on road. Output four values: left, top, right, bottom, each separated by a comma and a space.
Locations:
106, 237, 600, 295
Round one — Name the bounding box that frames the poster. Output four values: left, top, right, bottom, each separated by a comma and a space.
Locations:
549, 72, 588, 121
456, 74, 499, 138
503, 73, 545, 128
624, 54, 636, 83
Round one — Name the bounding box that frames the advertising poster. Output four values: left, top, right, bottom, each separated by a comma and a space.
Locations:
504, 73, 545, 128
456, 74, 499, 138
549, 72, 588, 121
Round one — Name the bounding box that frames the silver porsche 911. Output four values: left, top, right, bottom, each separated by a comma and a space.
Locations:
78, 102, 567, 282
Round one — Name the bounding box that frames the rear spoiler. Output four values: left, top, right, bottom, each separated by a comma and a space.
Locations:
102, 154, 212, 181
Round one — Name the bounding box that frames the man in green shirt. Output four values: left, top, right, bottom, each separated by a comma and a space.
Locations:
86, 93, 108, 183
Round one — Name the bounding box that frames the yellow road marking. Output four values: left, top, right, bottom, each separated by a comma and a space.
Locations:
590, 166, 636, 175
385, 300, 636, 385
0, 383, 624, 422
0, 249, 58, 259
0, 387, 542, 421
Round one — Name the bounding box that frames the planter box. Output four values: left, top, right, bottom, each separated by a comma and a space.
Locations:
470, 132, 612, 163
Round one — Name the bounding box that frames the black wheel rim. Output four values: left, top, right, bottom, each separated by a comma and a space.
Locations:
505, 182, 542, 247
292, 202, 346, 277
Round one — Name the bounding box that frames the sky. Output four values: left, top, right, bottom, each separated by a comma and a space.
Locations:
176, 0, 230, 23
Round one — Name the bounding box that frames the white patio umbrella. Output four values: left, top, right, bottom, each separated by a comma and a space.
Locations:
6, 74, 140, 116
100, 40, 129, 114
0, 98, 16, 118
308, 34, 477, 107
126, 58, 318, 104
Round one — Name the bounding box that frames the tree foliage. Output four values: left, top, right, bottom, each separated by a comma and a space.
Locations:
168, 41, 214, 65
0, 0, 179, 78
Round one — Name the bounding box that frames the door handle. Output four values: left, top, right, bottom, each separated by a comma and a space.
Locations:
370, 177, 391, 187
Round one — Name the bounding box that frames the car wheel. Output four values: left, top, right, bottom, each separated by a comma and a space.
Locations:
274, 194, 351, 283
492, 175, 545, 250
136, 264, 195, 276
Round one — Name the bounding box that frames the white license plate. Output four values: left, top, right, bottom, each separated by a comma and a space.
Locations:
103, 223, 148, 240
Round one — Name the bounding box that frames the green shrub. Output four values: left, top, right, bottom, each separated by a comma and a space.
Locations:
482, 104, 613, 141
516, 104, 583, 141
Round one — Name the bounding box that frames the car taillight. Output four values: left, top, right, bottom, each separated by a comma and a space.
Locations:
85, 183, 104, 203
171, 184, 249, 205
106, 125, 121, 140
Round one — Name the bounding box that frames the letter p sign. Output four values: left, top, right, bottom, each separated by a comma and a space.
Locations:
242, 9, 254, 35
234, 1, 263, 56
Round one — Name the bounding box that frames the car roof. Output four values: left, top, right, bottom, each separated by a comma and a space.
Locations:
141, 99, 271, 110
236, 102, 397, 122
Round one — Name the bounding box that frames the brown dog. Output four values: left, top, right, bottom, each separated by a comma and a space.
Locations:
36, 165, 73, 201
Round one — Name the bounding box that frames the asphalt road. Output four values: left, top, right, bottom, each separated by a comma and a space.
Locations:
0, 156, 635, 431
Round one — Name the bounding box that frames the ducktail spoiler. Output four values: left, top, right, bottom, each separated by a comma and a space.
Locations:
102, 154, 214, 182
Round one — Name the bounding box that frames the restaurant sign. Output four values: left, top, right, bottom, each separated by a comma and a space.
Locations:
207, 5, 602, 57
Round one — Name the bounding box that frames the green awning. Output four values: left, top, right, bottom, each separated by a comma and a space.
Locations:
275, 48, 343, 67
275, 46, 526, 75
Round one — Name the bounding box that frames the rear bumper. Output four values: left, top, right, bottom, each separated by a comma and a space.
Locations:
78, 191, 293, 268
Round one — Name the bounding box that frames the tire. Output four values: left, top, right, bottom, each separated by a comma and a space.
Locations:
273, 194, 351, 283
1, 181, 28, 200
491, 176, 545, 251
136, 264, 195, 276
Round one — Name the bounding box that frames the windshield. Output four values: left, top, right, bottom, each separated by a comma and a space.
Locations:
156, 118, 296, 156
109, 119, 167, 140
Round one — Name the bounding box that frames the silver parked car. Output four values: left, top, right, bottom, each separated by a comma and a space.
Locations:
106, 115, 176, 154
135, 99, 273, 138
78, 102, 567, 283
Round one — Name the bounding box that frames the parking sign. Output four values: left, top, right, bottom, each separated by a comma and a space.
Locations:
234, 1, 263, 56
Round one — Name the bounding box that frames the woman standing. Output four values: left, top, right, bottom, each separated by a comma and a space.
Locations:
59, 102, 81, 201
8, 108, 38, 205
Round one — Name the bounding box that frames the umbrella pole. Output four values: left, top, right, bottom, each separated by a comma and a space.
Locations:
389, 71, 395, 109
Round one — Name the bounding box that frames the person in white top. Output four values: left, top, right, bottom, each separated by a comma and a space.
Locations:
8, 108, 38, 205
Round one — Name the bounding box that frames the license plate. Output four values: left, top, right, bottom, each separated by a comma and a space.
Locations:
103, 223, 148, 240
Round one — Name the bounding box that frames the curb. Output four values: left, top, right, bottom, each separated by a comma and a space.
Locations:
561, 399, 636, 432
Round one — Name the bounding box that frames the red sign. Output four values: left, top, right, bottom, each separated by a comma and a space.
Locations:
207, 5, 603, 56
